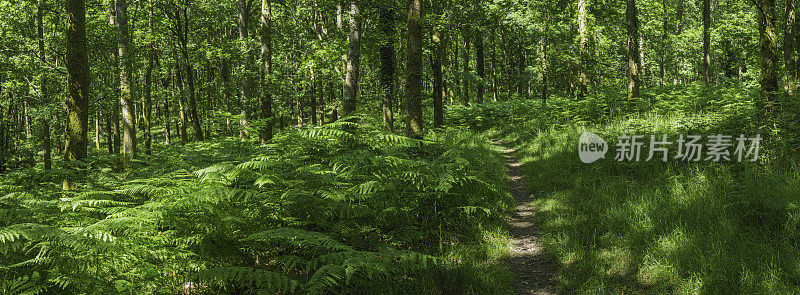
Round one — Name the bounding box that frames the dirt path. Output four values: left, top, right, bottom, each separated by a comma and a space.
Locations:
497, 141, 559, 295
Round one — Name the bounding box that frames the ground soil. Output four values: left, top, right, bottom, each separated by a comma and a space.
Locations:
497, 141, 560, 295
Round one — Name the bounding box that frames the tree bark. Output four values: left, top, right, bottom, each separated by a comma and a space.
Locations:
310, 70, 318, 126
756, 0, 779, 101
65, 0, 90, 189
344, 1, 361, 116
184, 57, 203, 141
144, 0, 154, 154
379, 7, 396, 130
259, 0, 274, 142
432, 29, 444, 127
117, 0, 137, 162
674, 0, 684, 85
176, 66, 188, 144
785, 0, 797, 91
164, 79, 171, 146
405, 0, 423, 138
577, 0, 589, 98
476, 32, 485, 104
702, 0, 711, 85
238, 0, 252, 141
541, 12, 550, 103
463, 30, 470, 105
626, 0, 642, 99
491, 27, 498, 102
453, 34, 460, 104
37, 0, 51, 169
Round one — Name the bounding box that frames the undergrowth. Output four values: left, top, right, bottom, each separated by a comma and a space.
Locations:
449, 85, 800, 294
0, 119, 513, 294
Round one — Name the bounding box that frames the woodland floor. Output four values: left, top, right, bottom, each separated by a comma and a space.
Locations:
497, 140, 559, 295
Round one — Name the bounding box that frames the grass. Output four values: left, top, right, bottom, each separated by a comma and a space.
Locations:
452, 85, 800, 294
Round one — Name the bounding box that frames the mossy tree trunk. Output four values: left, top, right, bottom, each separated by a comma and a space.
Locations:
405, 0, 423, 138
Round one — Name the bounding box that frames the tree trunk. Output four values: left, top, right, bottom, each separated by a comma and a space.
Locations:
310, 70, 318, 126
541, 12, 550, 103
238, 0, 251, 141
117, 0, 136, 162
379, 7, 396, 130
463, 30, 470, 105
65, 0, 89, 189
476, 32, 485, 104
432, 29, 444, 128
259, 0, 274, 142
185, 59, 203, 141
144, 0, 154, 154
756, 0, 779, 101
405, 0, 423, 138
95, 112, 100, 150
343, 1, 361, 116
577, 0, 589, 98
44, 118, 51, 169
674, 0, 684, 85
160, 70, 170, 146
453, 33, 461, 104
702, 0, 711, 85
785, 0, 797, 91
37, 0, 51, 169
659, 0, 668, 85
221, 59, 232, 136
176, 67, 188, 144
626, 0, 642, 99
491, 27, 498, 102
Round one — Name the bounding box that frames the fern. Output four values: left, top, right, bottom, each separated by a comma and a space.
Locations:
193, 267, 299, 294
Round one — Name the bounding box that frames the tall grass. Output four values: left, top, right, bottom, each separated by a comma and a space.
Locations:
451, 86, 800, 294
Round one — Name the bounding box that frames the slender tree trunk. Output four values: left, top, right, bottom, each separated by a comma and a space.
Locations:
259, 0, 274, 142
463, 30, 470, 105
702, 0, 711, 85
37, 0, 51, 169
405, 0, 423, 138
541, 12, 550, 103
476, 32, 485, 104
379, 7, 396, 130
491, 27, 498, 102
432, 29, 444, 127
144, 0, 154, 154
577, 0, 589, 98
344, 1, 361, 116
95, 112, 100, 150
117, 0, 136, 163
756, 0, 779, 101
660, 0, 668, 85
44, 118, 51, 169
674, 0, 684, 85
164, 85, 171, 146
238, 0, 251, 141
221, 59, 232, 135
176, 67, 188, 144
453, 34, 460, 104
65, 0, 89, 188
626, 0, 642, 99
310, 69, 318, 126
184, 58, 203, 141
785, 0, 797, 91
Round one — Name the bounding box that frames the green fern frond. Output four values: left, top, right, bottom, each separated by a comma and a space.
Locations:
193, 267, 298, 294
247, 228, 351, 252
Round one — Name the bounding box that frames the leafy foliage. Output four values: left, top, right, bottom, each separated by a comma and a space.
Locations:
0, 121, 512, 294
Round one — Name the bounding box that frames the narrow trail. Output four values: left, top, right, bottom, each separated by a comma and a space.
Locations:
496, 140, 559, 295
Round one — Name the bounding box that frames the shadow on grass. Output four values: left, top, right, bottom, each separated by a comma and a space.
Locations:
512, 126, 800, 294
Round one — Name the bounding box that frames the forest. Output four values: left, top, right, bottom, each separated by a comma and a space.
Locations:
1, 0, 800, 293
